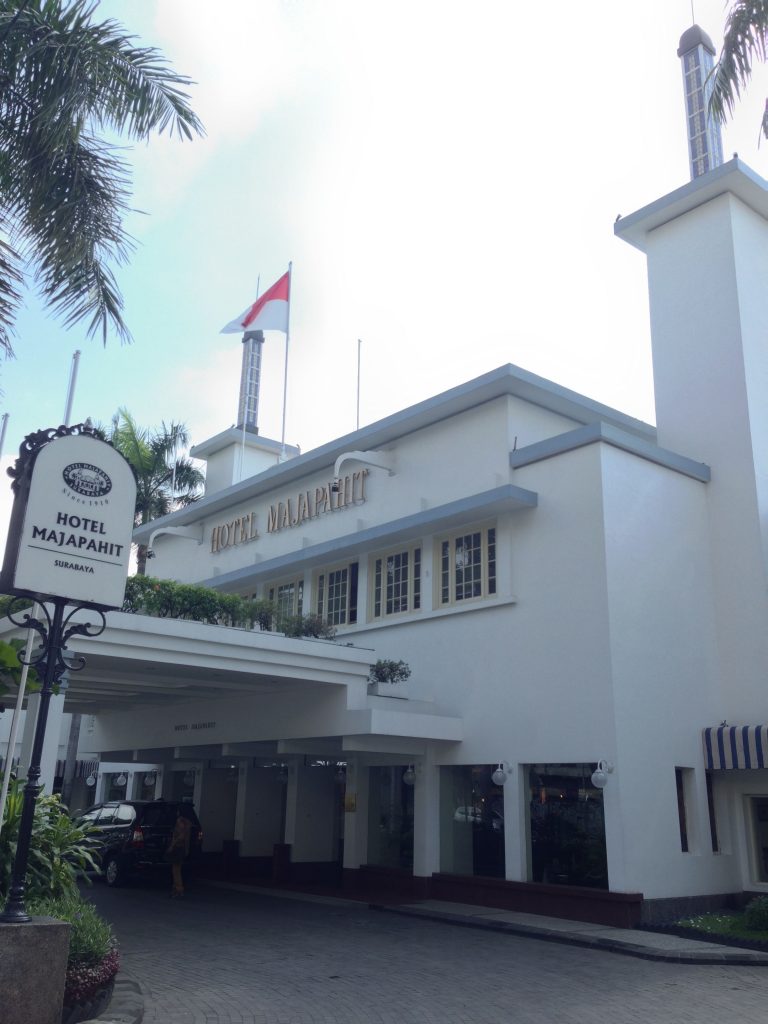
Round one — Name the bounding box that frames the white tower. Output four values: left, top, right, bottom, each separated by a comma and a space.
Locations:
237, 329, 264, 431
678, 24, 724, 180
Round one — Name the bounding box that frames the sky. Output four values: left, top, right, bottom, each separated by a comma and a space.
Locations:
1, 0, 768, 538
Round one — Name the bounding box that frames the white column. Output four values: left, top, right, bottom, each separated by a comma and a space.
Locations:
503, 763, 527, 881
342, 758, 364, 870
233, 762, 249, 844
18, 692, 65, 794
283, 761, 299, 847
94, 770, 107, 803
413, 760, 440, 877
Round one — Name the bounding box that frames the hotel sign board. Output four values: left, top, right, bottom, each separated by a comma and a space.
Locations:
0, 428, 137, 609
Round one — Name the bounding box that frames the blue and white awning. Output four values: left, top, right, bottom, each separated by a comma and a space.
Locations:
703, 726, 768, 769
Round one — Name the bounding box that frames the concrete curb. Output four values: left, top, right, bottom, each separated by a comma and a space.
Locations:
82, 975, 143, 1024
376, 905, 768, 966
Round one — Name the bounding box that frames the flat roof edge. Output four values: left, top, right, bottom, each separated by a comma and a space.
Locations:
510, 422, 711, 481
615, 158, 768, 252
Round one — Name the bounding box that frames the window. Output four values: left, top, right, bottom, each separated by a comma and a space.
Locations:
267, 578, 304, 620
750, 797, 768, 883
437, 525, 496, 606
675, 767, 690, 853
705, 772, 719, 853
440, 764, 505, 879
527, 763, 608, 888
371, 546, 421, 619
316, 562, 358, 626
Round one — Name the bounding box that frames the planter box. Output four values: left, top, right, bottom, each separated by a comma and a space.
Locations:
367, 681, 408, 698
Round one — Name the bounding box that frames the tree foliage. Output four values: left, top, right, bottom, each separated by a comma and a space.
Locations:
0, 774, 99, 900
709, 1, 768, 139
107, 409, 205, 573
0, 0, 203, 356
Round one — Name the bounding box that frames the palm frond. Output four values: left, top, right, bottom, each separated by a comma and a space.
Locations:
0, 0, 204, 350
709, 0, 768, 130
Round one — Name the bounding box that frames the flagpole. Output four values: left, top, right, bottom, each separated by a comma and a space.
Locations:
356, 339, 362, 431
280, 262, 293, 460
63, 350, 81, 426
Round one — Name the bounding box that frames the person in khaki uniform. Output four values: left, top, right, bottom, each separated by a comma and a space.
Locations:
167, 808, 192, 898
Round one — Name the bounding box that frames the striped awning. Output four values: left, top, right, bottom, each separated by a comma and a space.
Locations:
703, 726, 768, 769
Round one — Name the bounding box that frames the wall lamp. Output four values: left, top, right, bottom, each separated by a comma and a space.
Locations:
591, 760, 614, 789
491, 763, 508, 786
402, 765, 416, 786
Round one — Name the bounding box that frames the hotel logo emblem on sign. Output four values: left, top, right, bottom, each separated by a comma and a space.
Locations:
63, 462, 112, 498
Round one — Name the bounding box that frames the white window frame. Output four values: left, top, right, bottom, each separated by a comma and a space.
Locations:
315, 561, 359, 626
435, 523, 497, 607
265, 576, 305, 620
369, 543, 422, 620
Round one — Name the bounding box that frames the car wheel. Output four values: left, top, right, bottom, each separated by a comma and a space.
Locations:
104, 855, 124, 887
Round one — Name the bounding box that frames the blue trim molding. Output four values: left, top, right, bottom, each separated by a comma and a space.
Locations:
509, 422, 710, 482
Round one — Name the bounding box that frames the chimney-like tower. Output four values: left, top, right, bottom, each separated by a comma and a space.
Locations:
237, 329, 264, 431
678, 24, 724, 180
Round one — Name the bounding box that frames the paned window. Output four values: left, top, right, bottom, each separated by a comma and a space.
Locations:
437, 525, 496, 606
267, 578, 304, 620
371, 546, 421, 619
317, 562, 358, 626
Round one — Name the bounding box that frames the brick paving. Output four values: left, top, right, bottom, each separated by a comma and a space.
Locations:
87, 882, 768, 1024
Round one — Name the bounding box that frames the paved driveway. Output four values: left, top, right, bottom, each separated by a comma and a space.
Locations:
87, 882, 768, 1024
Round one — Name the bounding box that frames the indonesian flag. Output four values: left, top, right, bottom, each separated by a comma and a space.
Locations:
220, 271, 290, 334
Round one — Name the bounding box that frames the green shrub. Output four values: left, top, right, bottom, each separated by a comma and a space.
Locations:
29, 893, 119, 1007
122, 575, 276, 630
0, 775, 99, 901
744, 895, 768, 931
279, 613, 337, 640
368, 659, 411, 684
28, 892, 113, 961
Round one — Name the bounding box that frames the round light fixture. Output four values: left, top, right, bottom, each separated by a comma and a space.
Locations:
115, 773, 127, 787
143, 773, 156, 787
402, 765, 416, 786
590, 760, 614, 789
491, 763, 508, 786
86, 774, 96, 787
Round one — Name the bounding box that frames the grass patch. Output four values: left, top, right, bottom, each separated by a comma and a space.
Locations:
677, 910, 768, 943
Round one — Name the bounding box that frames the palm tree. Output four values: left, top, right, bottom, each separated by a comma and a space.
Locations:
709, 1, 768, 140
108, 408, 204, 575
0, 0, 203, 357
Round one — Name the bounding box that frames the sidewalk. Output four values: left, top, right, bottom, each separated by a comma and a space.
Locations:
87, 882, 768, 1024
205, 880, 768, 966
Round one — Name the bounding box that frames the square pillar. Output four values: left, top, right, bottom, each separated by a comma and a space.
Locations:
413, 760, 440, 878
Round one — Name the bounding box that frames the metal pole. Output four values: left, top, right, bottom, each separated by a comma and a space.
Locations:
0, 413, 8, 459
280, 262, 293, 460
356, 339, 362, 431
1, 599, 65, 922
63, 350, 81, 426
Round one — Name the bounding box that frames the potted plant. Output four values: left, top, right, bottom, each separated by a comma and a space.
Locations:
368, 659, 411, 696
28, 893, 120, 1024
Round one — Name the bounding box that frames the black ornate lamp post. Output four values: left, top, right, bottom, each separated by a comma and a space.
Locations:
0, 424, 136, 924
0, 598, 105, 922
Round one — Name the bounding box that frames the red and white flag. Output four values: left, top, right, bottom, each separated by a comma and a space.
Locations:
220, 270, 290, 334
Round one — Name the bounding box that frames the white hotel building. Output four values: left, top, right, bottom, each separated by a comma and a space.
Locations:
6, 146, 768, 925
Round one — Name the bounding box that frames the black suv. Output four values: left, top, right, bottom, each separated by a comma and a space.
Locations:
76, 800, 203, 887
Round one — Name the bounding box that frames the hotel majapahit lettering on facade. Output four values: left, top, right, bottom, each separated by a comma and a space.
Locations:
209, 470, 369, 553
266, 470, 369, 533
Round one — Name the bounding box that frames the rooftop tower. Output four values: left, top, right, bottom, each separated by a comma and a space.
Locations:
237, 330, 264, 432
678, 24, 724, 179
